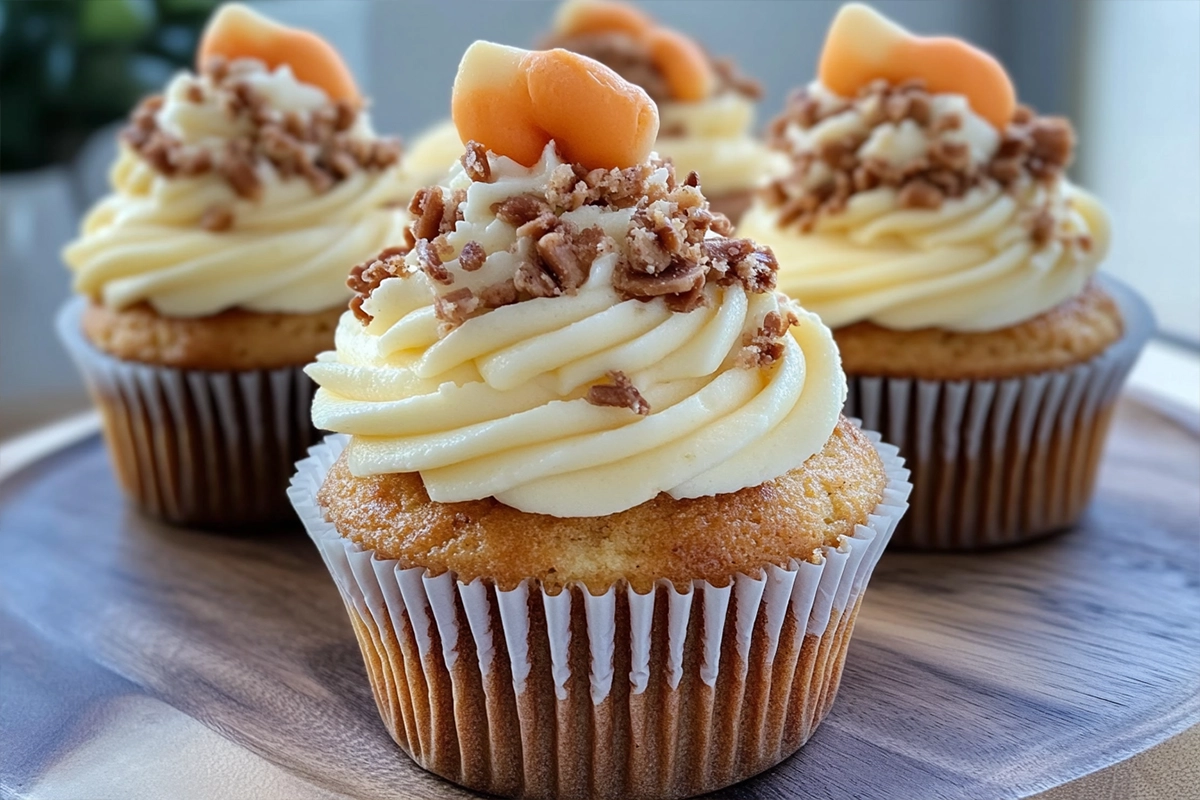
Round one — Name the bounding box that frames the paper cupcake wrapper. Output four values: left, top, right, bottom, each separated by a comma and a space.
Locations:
844, 276, 1153, 550
288, 426, 911, 800
57, 297, 321, 528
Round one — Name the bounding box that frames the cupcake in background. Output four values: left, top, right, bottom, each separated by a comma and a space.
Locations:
739, 3, 1153, 549
291, 41, 909, 799
59, 3, 414, 527
406, 0, 786, 222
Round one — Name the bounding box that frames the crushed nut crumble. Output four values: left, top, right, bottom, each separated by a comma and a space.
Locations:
347, 246, 408, 323
762, 79, 1077, 240
586, 370, 651, 416
120, 56, 401, 203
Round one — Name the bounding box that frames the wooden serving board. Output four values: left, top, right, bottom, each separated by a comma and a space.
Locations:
2, 397, 1198, 800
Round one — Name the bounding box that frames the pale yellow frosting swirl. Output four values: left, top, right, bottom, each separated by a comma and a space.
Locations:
656, 93, 788, 196
741, 180, 1110, 331
307, 144, 845, 517
740, 83, 1111, 332
64, 65, 414, 317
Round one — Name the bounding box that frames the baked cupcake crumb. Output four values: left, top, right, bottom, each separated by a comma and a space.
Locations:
834, 281, 1124, 380
82, 302, 343, 370
318, 416, 886, 594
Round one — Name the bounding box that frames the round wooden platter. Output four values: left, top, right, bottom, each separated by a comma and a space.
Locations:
1, 397, 1197, 800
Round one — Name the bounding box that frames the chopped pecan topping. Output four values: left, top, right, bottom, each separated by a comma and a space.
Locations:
712, 56, 762, 100
613, 259, 706, 299
434, 287, 479, 331
516, 213, 562, 240
737, 308, 799, 368
479, 279, 519, 309
348, 246, 409, 323
416, 238, 453, 285
513, 221, 609, 299
216, 140, 262, 200
537, 226, 606, 294
119, 58, 400, 198
586, 370, 650, 416
896, 179, 945, 210
1026, 117, 1075, 180
462, 140, 492, 182
545, 159, 666, 212
200, 205, 234, 232
706, 238, 779, 293
663, 286, 708, 313
409, 187, 446, 242
494, 194, 552, 226
458, 240, 486, 272
762, 80, 1078, 235
1028, 206, 1056, 247
514, 257, 562, 299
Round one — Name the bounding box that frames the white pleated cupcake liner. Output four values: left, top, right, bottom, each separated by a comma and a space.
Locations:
844, 276, 1153, 550
57, 296, 320, 527
288, 424, 911, 799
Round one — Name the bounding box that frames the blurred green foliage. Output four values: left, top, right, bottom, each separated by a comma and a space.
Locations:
1, 0, 222, 172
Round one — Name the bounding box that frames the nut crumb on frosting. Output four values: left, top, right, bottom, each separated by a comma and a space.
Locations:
458, 240, 486, 272
200, 205, 234, 232
737, 306, 800, 368
762, 79, 1076, 241
351, 145, 785, 351
347, 246, 408, 323
120, 56, 401, 204
586, 370, 651, 415
461, 140, 492, 182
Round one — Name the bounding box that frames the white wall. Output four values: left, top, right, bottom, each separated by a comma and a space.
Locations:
1078, 0, 1200, 344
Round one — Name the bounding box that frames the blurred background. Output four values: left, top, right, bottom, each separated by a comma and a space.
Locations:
2, 0, 1198, 438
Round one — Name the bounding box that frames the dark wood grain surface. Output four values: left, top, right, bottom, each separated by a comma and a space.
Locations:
1, 398, 1197, 800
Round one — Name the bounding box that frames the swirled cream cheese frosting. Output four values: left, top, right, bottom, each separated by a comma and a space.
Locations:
740, 5, 1111, 332
655, 92, 789, 197
307, 142, 846, 517
64, 56, 412, 317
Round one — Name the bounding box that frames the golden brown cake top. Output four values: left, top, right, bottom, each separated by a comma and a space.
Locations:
81, 301, 341, 371
318, 416, 887, 594
834, 281, 1124, 380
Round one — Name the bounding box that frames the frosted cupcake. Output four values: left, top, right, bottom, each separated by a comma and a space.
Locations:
59, 4, 414, 527
739, 4, 1152, 549
405, 0, 784, 223
290, 41, 910, 799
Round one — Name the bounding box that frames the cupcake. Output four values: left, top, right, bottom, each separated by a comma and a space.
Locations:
739, 4, 1153, 549
404, 0, 785, 223
290, 41, 910, 799
59, 4, 414, 527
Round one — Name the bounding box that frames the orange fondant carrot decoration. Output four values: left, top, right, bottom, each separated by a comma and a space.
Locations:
818, 3, 1015, 129
451, 41, 659, 171
553, 0, 714, 103
197, 3, 359, 104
